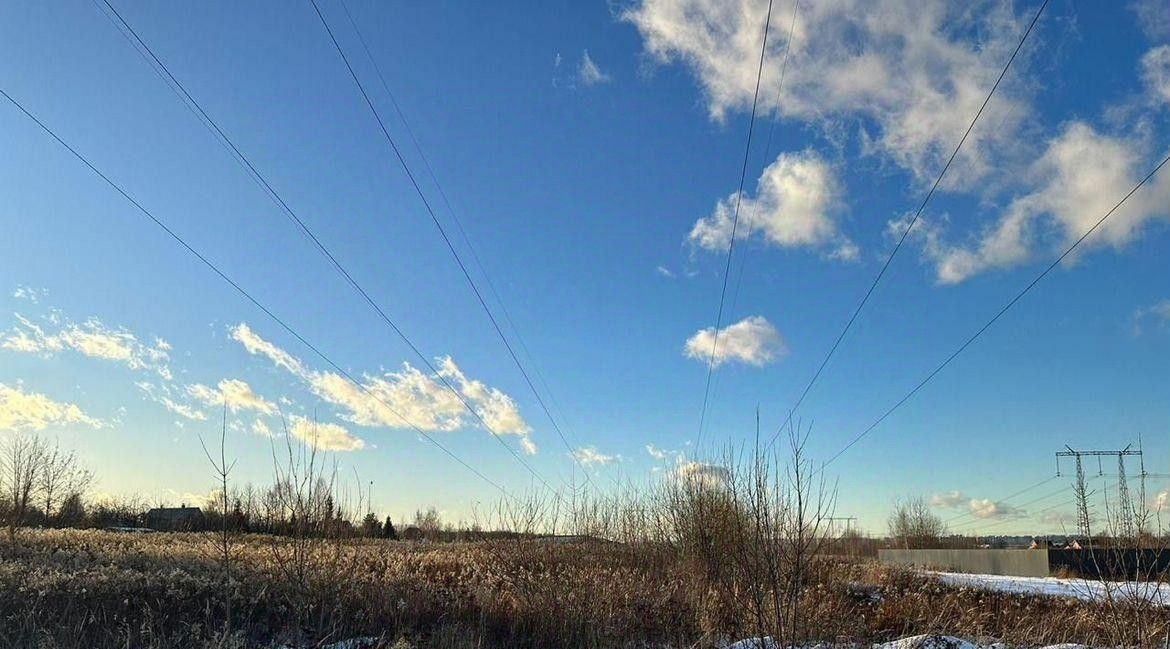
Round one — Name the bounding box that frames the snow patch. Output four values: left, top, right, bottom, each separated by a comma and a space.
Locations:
932, 571, 1170, 606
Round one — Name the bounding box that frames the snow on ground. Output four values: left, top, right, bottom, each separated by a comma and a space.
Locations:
931, 571, 1170, 606
727, 634, 1089, 649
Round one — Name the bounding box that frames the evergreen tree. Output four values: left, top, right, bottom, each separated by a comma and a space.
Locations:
383, 515, 398, 540
361, 511, 382, 537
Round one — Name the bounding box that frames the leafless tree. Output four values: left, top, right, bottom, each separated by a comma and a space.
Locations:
1, 433, 48, 539
887, 495, 947, 549
38, 440, 92, 522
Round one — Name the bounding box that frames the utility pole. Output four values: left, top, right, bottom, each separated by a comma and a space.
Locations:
1056, 445, 1143, 539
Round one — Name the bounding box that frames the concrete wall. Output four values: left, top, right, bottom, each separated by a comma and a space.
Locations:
878, 549, 1050, 577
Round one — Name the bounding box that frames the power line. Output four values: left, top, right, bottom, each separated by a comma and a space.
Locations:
941, 474, 1060, 526
92, 0, 563, 498
695, 0, 775, 450
767, 0, 1051, 447
950, 480, 1074, 532
706, 0, 801, 442
821, 150, 1170, 468
960, 479, 1112, 535
307, 0, 598, 487
331, 0, 621, 492
0, 86, 519, 503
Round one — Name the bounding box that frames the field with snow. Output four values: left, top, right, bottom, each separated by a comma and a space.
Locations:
932, 571, 1170, 606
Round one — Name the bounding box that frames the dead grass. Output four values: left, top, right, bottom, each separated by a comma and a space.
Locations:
2, 529, 1168, 648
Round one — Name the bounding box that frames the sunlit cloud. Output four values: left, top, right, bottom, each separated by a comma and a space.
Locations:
186, 379, 276, 415
688, 150, 854, 259
287, 414, 364, 452
230, 323, 535, 452
572, 446, 620, 466
3, 312, 172, 380
0, 382, 103, 432
624, 0, 1032, 189
684, 315, 786, 368
968, 498, 1026, 520
902, 123, 1170, 284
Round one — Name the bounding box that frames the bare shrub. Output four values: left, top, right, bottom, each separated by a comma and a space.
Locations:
887, 496, 947, 549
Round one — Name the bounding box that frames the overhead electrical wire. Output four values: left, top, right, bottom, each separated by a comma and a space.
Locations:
93, 0, 565, 499
0, 86, 520, 502
307, 0, 599, 488
821, 150, 1170, 468
331, 0, 621, 492
941, 474, 1061, 526
695, 0, 775, 450
767, 0, 1052, 448
705, 0, 801, 443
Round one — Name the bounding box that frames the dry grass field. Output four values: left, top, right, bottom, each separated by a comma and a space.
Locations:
2, 528, 1168, 649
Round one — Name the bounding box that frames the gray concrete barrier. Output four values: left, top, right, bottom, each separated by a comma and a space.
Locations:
878, 548, 1050, 577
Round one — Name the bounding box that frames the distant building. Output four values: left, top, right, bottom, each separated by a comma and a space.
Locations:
145, 505, 204, 531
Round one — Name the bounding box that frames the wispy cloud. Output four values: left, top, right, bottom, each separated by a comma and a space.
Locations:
645, 443, 670, 460
579, 50, 611, 86
655, 265, 676, 279
572, 446, 620, 466
0, 382, 103, 432
1141, 46, 1170, 106
11, 286, 45, 303
1133, 299, 1170, 335
930, 490, 967, 508
684, 315, 785, 368
135, 381, 207, 422
230, 324, 535, 452
186, 379, 276, 415
286, 414, 364, 452
902, 123, 1170, 284
3, 312, 172, 380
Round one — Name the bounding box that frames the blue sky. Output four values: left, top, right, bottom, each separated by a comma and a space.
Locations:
1, 0, 1168, 533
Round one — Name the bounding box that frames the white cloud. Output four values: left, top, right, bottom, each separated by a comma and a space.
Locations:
3, 313, 172, 379
230, 324, 535, 451
684, 315, 785, 368
675, 459, 730, 486
231, 323, 305, 375
572, 446, 620, 466
656, 265, 676, 278
186, 379, 276, 415
287, 415, 364, 452
1131, 0, 1170, 40
645, 443, 670, 460
251, 418, 274, 438
135, 381, 206, 422
579, 50, 611, 86
906, 123, 1170, 284
930, 490, 967, 508
624, 0, 1031, 188
1133, 299, 1170, 335
968, 498, 1026, 520
689, 150, 853, 257
11, 286, 45, 303
1153, 490, 1170, 512
0, 382, 102, 432
1141, 46, 1170, 106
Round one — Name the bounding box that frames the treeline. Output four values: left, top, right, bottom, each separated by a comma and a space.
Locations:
0, 432, 527, 542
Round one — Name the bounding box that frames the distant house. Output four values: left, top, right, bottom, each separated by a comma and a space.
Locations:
145, 505, 204, 531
